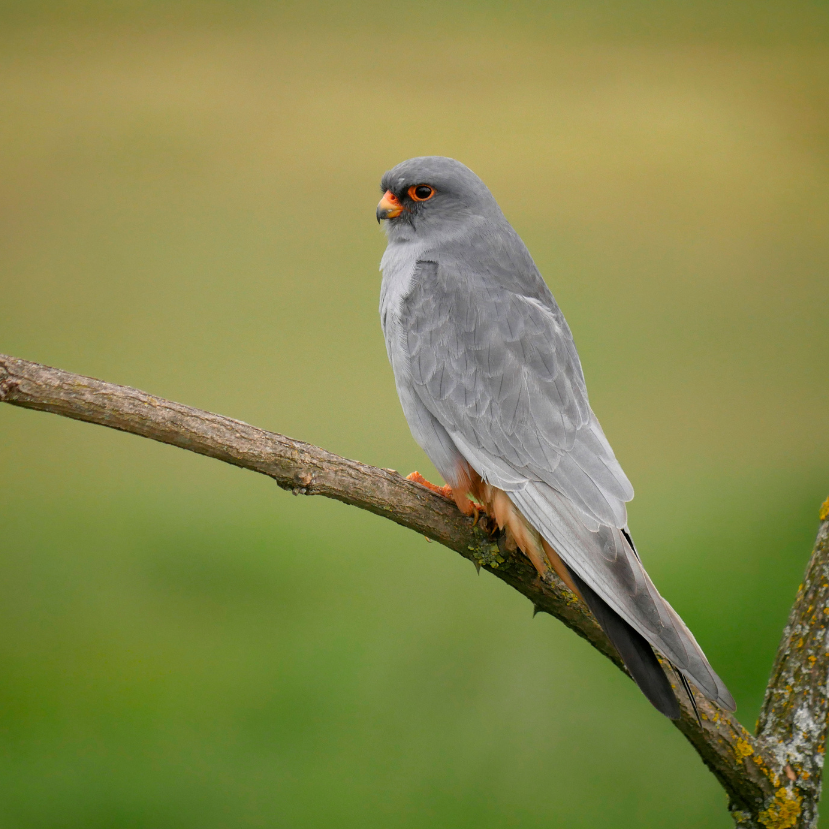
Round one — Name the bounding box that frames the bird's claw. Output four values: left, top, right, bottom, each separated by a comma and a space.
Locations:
406, 471, 489, 527
405, 471, 453, 500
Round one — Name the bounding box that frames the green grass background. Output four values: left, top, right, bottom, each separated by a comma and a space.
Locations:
1, 2, 828, 826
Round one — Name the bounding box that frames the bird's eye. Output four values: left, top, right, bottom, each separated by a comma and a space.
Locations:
409, 184, 435, 202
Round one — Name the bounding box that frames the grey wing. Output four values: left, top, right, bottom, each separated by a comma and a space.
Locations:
402, 259, 735, 709
512, 484, 734, 708
403, 259, 632, 523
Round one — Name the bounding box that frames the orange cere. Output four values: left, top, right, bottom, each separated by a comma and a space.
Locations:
377, 190, 403, 218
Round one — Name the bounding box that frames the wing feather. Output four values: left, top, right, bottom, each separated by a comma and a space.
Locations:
402, 259, 628, 524
400, 258, 736, 710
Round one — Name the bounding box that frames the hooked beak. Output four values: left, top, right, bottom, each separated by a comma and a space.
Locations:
376, 190, 403, 223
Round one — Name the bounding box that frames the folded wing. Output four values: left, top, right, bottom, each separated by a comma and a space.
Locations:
401, 258, 735, 710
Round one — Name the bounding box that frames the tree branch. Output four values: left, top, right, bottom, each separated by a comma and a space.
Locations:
1, 353, 825, 826
748, 510, 829, 829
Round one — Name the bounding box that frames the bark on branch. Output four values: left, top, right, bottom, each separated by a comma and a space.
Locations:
1, 353, 826, 827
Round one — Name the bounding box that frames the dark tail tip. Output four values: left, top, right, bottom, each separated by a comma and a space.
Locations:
678, 670, 703, 727
569, 570, 680, 719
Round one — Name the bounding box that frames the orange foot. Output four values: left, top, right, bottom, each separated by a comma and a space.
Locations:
405, 471, 453, 500
406, 471, 487, 527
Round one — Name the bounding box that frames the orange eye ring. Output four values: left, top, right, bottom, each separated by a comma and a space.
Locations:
408, 184, 435, 202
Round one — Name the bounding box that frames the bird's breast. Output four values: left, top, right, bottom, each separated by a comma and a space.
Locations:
379, 241, 426, 369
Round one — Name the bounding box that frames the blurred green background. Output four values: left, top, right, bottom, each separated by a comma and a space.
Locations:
1, 2, 828, 826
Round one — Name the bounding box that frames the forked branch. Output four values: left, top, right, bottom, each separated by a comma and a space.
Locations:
1, 354, 826, 827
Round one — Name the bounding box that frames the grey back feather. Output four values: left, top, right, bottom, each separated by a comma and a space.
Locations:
379, 156, 735, 711
399, 256, 734, 710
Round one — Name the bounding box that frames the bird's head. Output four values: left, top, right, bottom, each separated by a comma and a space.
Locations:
376, 156, 500, 240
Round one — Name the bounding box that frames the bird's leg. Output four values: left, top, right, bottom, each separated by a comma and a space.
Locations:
406, 471, 485, 525
449, 488, 484, 524
405, 471, 454, 500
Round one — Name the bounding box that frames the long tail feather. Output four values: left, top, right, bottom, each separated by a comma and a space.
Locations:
677, 669, 702, 727
568, 568, 680, 719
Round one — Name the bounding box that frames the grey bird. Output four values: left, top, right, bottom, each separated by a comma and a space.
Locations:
376, 155, 735, 718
